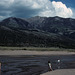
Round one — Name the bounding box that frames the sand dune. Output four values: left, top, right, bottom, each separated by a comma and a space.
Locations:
40, 69, 75, 75
0, 50, 75, 75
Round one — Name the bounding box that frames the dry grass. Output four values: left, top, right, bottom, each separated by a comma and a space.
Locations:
0, 46, 75, 52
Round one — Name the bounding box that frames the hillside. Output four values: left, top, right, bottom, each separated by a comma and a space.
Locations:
0, 16, 75, 48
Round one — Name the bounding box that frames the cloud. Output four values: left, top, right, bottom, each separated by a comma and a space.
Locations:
0, 0, 74, 20
71, 8, 75, 18
52, 1, 73, 18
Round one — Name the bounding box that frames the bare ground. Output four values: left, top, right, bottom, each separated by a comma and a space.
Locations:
0, 50, 75, 55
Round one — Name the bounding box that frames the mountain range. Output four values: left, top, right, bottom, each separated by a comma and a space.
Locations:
0, 16, 75, 48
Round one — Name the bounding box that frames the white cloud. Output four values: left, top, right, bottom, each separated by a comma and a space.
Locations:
52, 1, 73, 18
71, 8, 75, 18
0, 0, 74, 20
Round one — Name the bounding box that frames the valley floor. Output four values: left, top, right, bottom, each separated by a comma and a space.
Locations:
0, 50, 75, 55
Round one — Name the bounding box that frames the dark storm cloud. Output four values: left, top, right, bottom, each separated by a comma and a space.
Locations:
11, 6, 41, 18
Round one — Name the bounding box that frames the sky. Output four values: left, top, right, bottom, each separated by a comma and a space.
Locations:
0, 0, 75, 20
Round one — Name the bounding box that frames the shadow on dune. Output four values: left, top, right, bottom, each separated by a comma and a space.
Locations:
0, 55, 75, 75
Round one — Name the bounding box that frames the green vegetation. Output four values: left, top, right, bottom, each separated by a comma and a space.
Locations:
0, 46, 26, 50
0, 46, 75, 52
